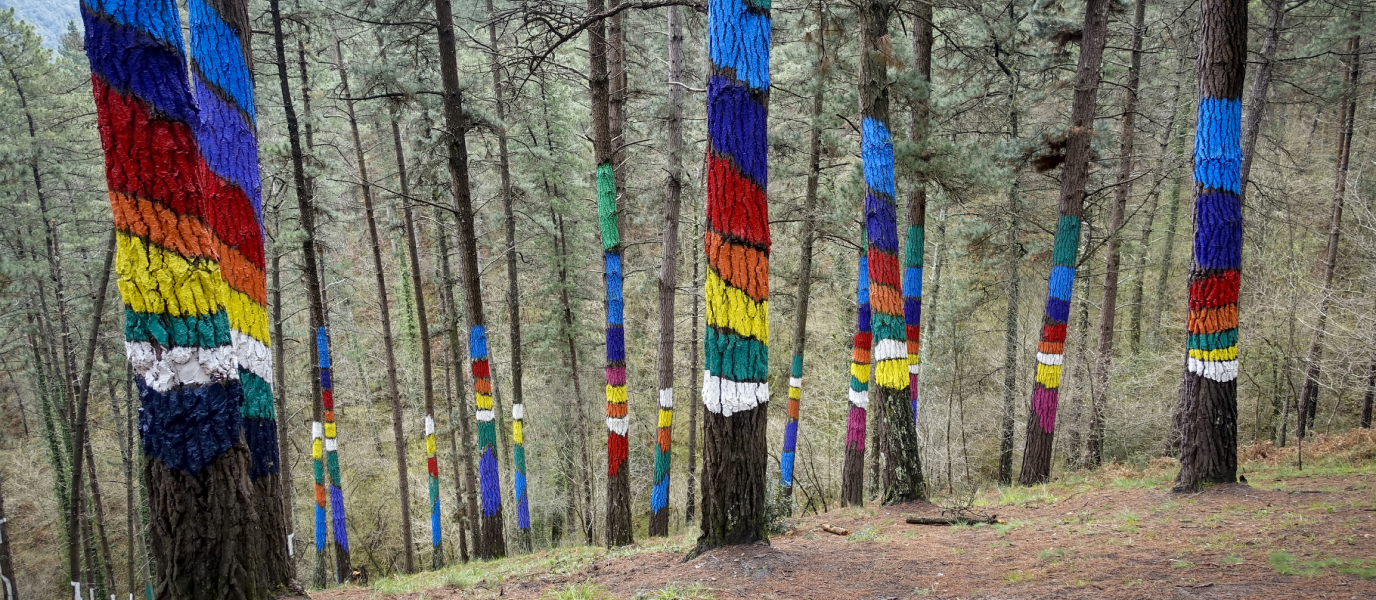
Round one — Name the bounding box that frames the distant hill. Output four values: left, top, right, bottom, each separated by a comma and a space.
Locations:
0, 0, 81, 47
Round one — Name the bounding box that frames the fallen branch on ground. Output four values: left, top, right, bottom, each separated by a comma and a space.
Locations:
905, 515, 1003, 525
820, 524, 850, 535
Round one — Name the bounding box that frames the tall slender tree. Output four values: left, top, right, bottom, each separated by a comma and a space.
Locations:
906, 0, 932, 433
1174, 0, 1247, 492
841, 235, 871, 507
698, 0, 771, 550
0, 474, 15, 600
1019, 0, 1111, 485
649, 3, 686, 537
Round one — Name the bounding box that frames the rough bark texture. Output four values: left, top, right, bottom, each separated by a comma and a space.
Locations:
0, 475, 16, 600
697, 0, 771, 551
1019, 0, 1110, 485
1174, 0, 1247, 493
1088, 0, 1148, 467
1297, 31, 1360, 439
685, 204, 702, 524
1238, 0, 1286, 199
552, 209, 595, 545
434, 0, 507, 559
842, 239, 871, 508
649, 3, 686, 538
436, 208, 478, 563
998, 65, 1021, 486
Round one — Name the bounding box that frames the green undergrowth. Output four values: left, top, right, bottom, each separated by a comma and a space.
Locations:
1269, 551, 1376, 579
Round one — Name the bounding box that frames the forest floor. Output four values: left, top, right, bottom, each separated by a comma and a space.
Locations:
315, 431, 1376, 600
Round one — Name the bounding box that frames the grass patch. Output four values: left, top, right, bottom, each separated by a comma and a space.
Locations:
633, 582, 715, 600
848, 524, 884, 542
543, 582, 616, 600
1269, 551, 1376, 579
997, 485, 1057, 506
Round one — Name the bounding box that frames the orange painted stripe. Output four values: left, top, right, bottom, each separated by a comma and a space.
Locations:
705, 230, 768, 302
1188, 304, 1238, 334
607, 402, 628, 418
869, 284, 903, 316
314, 485, 326, 505
657, 427, 671, 449
1038, 341, 1064, 355
853, 348, 871, 364
111, 191, 267, 306
474, 378, 492, 394
788, 399, 800, 419
323, 410, 335, 422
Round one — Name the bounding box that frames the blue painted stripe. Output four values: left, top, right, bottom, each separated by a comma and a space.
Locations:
81, 0, 183, 53
317, 327, 331, 368
83, 12, 197, 126
192, 73, 262, 214
431, 506, 441, 546
479, 448, 501, 517
708, 0, 770, 91
1194, 98, 1242, 194
1048, 265, 1076, 301
469, 325, 488, 360
320, 368, 331, 391
861, 117, 896, 198
138, 378, 243, 475
857, 255, 870, 301
780, 451, 795, 486
606, 252, 624, 325
244, 417, 278, 480
607, 326, 626, 363
865, 193, 900, 254
329, 485, 349, 551
650, 476, 671, 512
187, 0, 256, 121
1194, 192, 1242, 270
782, 420, 797, 450
904, 298, 921, 324
315, 505, 327, 548
707, 75, 768, 187
858, 304, 871, 332
903, 267, 922, 297
1046, 297, 1071, 323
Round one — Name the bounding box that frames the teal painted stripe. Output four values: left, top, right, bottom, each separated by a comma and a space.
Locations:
239, 370, 275, 420
126, 308, 232, 348
1188, 329, 1238, 351
1051, 216, 1082, 266
871, 313, 906, 342
326, 452, 340, 484
705, 327, 769, 381
791, 353, 803, 378
477, 420, 496, 450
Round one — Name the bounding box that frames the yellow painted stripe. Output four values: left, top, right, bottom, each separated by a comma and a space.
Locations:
1035, 362, 1062, 389
850, 362, 870, 384
323, 422, 336, 438
475, 393, 494, 410
116, 233, 270, 344
788, 386, 801, 399
705, 270, 769, 345
512, 420, 523, 444
311, 439, 323, 459
425, 435, 436, 456
874, 359, 910, 390
657, 409, 673, 428
606, 384, 627, 404
1188, 345, 1238, 362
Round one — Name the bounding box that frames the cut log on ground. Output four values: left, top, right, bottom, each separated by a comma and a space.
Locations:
905, 515, 1003, 526
820, 524, 850, 535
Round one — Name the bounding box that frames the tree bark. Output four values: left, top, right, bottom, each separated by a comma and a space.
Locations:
552, 208, 595, 545
697, 0, 771, 551
0, 475, 16, 600
998, 79, 1021, 486
84, 438, 117, 593
685, 200, 702, 525
1019, 0, 1110, 486
1088, 0, 1148, 467
1174, 0, 1247, 492
649, 2, 686, 537
904, 0, 933, 492
1238, 0, 1286, 199
842, 238, 871, 507
1296, 31, 1360, 439
436, 208, 477, 563
434, 0, 506, 558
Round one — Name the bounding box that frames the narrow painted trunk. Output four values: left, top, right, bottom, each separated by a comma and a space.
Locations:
841, 240, 871, 507
698, 0, 771, 551
1174, 0, 1247, 492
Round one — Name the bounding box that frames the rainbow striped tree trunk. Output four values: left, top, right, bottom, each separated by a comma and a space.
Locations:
1174, 0, 1246, 492
697, 0, 771, 550
471, 325, 507, 557
1019, 0, 1110, 486
81, 0, 277, 593
840, 240, 870, 507
858, 0, 924, 503
315, 326, 351, 580
512, 394, 529, 538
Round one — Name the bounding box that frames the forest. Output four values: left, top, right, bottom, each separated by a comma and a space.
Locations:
0, 0, 1373, 596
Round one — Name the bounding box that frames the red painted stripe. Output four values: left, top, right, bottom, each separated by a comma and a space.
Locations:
1042, 323, 1067, 343
867, 249, 901, 288
706, 153, 769, 247
1189, 270, 1240, 311
427, 457, 438, 476
322, 389, 333, 410
471, 360, 490, 379
608, 432, 628, 476
93, 78, 263, 268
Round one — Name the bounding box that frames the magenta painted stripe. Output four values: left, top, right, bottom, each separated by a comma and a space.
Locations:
1031, 385, 1059, 434
845, 406, 867, 451
605, 366, 626, 386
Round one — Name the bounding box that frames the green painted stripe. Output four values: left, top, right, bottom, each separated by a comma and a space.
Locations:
327, 452, 340, 484
477, 420, 496, 450
597, 163, 619, 250
654, 446, 671, 480
791, 353, 803, 378
850, 377, 869, 392
313, 460, 323, 482
514, 445, 526, 472
239, 370, 275, 420
705, 328, 769, 381
905, 225, 924, 266
871, 313, 906, 342
1051, 216, 1082, 266
126, 308, 231, 348
1188, 329, 1238, 351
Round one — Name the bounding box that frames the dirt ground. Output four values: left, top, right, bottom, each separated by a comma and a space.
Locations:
316, 469, 1376, 600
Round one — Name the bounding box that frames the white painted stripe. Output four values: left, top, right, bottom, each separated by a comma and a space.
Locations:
788, 377, 802, 388
848, 388, 869, 410
231, 330, 273, 385
312, 421, 323, 440
324, 438, 337, 452
1187, 358, 1238, 382
476, 410, 494, 422
126, 341, 239, 392
701, 370, 769, 416
1036, 352, 1064, 366
606, 416, 629, 436
873, 339, 907, 361
511, 403, 524, 420
658, 388, 673, 408
287, 533, 294, 557
424, 415, 435, 436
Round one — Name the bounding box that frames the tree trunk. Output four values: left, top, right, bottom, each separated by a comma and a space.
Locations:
697, 0, 771, 551
84, 439, 117, 593
551, 209, 595, 546
1128, 77, 1187, 353
782, 0, 828, 508
842, 238, 871, 507
434, 0, 506, 558
1361, 354, 1374, 429
268, 196, 295, 565
335, 39, 415, 573
0, 473, 15, 600
1297, 31, 1361, 439
649, 3, 686, 537
27, 314, 71, 525
1174, 0, 1247, 492
436, 208, 478, 563
685, 201, 702, 525
1088, 0, 1147, 467
588, 0, 634, 548
905, 0, 933, 480
1019, 0, 1111, 485
1238, 0, 1287, 199
998, 83, 1021, 486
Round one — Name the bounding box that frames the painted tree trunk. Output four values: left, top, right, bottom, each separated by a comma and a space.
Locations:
1297, 31, 1360, 438
649, 3, 686, 538
1019, 0, 1110, 486
436, 208, 478, 563
81, 0, 281, 593
1174, 0, 1247, 492
841, 239, 870, 508
698, 0, 771, 551
434, 0, 506, 559
781, 1, 826, 507
1088, 0, 1148, 467
588, 0, 634, 548
908, 0, 933, 433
